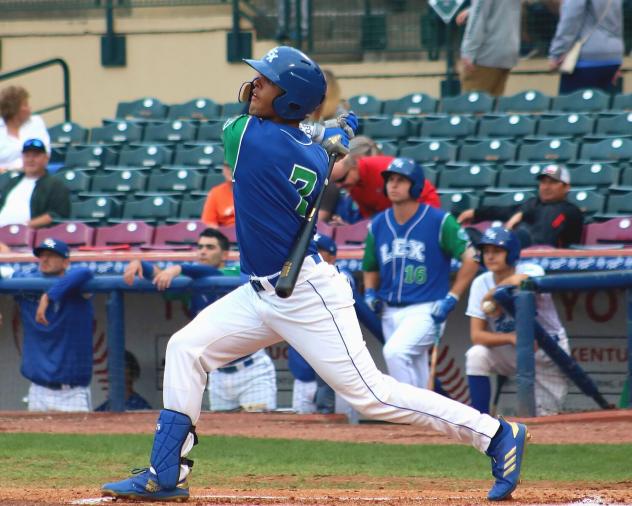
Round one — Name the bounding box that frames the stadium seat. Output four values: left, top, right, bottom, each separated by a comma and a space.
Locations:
567, 188, 605, 215
196, 121, 225, 142
167, 98, 221, 120
54, 169, 92, 193
423, 165, 439, 186
440, 91, 494, 115
438, 163, 497, 190
94, 221, 155, 248
204, 172, 225, 190
122, 195, 179, 223
611, 93, 632, 111
115, 97, 168, 120
362, 117, 414, 140
605, 188, 632, 215
497, 163, 543, 188
438, 189, 479, 216
375, 140, 398, 157
518, 138, 577, 163
594, 112, 632, 137
618, 166, 632, 186
482, 189, 535, 207
348, 94, 383, 116
477, 114, 536, 138
567, 162, 618, 187
178, 196, 206, 220
399, 140, 457, 165
71, 195, 123, 222
0, 170, 21, 190
90, 121, 144, 144
495, 90, 551, 113
118, 144, 173, 167
584, 217, 632, 245
64, 145, 118, 169
334, 220, 370, 247
174, 144, 224, 168
91, 169, 148, 193
0, 224, 34, 250
143, 120, 197, 143
580, 138, 632, 162
381, 93, 437, 115
458, 139, 516, 163
48, 122, 88, 145
34, 222, 95, 248
536, 113, 595, 138
153, 220, 205, 246
418, 114, 477, 139
147, 168, 205, 192
221, 102, 245, 117
550, 88, 610, 113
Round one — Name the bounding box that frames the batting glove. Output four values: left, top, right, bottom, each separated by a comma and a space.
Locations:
431, 293, 458, 324
322, 112, 358, 150
364, 288, 382, 314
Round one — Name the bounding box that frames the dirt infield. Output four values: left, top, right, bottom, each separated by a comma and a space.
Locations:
1, 409, 632, 505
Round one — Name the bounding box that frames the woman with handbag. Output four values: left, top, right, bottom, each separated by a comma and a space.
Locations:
548, 0, 623, 94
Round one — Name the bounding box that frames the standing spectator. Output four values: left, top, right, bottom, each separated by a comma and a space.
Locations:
124, 228, 277, 412
362, 158, 479, 390
0, 138, 71, 229
95, 350, 152, 412
459, 0, 522, 96
457, 164, 584, 248
275, 0, 310, 42
548, 0, 623, 94
201, 163, 235, 228
0, 238, 94, 411
0, 86, 50, 172
465, 226, 569, 416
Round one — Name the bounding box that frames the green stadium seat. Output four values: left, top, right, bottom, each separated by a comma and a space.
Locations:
458, 139, 516, 164
438, 189, 480, 216
495, 90, 551, 113
64, 145, 119, 169
143, 120, 197, 143
611, 93, 632, 111
567, 162, 618, 187
536, 113, 594, 138
91, 168, 148, 193
91, 121, 144, 144
399, 139, 457, 165
440, 92, 494, 115
606, 188, 632, 215
348, 94, 383, 116
167, 98, 221, 120
118, 144, 173, 167
550, 88, 610, 113
204, 172, 226, 190
375, 140, 398, 157
174, 144, 224, 168
0, 170, 21, 190
594, 112, 632, 136
518, 138, 577, 163
71, 195, 123, 222
567, 188, 605, 215
54, 169, 92, 193
122, 195, 179, 223
381, 93, 437, 115
196, 121, 225, 142
618, 166, 632, 185
221, 102, 246, 117
418, 114, 477, 139
423, 165, 438, 186
48, 122, 88, 145
497, 163, 543, 188
116, 97, 168, 120
439, 163, 497, 190
477, 114, 536, 138
580, 138, 632, 161
361, 117, 414, 140
482, 189, 535, 207
147, 168, 205, 193
178, 196, 206, 220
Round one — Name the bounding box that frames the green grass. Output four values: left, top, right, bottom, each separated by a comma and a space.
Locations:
0, 434, 630, 489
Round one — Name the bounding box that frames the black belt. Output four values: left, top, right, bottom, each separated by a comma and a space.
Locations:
386, 301, 410, 307
250, 254, 322, 293
35, 381, 80, 390
218, 355, 255, 374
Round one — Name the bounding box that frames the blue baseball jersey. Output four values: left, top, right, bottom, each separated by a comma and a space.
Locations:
362, 205, 469, 305
14, 267, 94, 387
223, 115, 329, 277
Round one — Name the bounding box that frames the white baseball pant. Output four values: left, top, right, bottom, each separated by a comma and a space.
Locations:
292, 379, 318, 413
27, 383, 92, 412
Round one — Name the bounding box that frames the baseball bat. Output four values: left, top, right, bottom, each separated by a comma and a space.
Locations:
275, 135, 344, 299
427, 322, 442, 391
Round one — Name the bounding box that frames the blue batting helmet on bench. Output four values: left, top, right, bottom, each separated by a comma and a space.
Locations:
478, 226, 521, 266
381, 157, 426, 199
244, 46, 327, 120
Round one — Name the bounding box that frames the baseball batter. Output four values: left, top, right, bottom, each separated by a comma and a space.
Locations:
362, 157, 480, 390
102, 46, 529, 503
466, 226, 570, 416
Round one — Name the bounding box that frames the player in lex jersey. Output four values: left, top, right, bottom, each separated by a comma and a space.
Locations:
362, 157, 480, 390
102, 46, 529, 503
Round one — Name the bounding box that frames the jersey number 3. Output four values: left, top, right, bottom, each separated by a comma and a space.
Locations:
289, 164, 318, 217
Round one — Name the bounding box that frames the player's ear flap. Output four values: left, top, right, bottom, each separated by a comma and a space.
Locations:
239, 81, 253, 103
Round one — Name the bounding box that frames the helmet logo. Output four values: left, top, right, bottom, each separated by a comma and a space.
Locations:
484, 229, 497, 240
265, 48, 279, 63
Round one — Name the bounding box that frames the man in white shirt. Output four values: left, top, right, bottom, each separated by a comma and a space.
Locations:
0, 139, 70, 228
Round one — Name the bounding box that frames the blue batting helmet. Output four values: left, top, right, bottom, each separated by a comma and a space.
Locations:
243, 46, 327, 120
478, 226, 521, 266
381, 157, 426, 199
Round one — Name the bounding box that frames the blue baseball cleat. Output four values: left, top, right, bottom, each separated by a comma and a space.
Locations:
486, 417, 530, 501
101, 468, 189, 502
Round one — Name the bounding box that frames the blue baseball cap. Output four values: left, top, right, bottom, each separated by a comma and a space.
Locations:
314, 233, 337, 256
33, 238, 70, 259
22, 138, 47, 153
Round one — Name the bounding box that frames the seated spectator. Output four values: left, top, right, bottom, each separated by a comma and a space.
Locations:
328, 137, 440, 220
465, 226, 569, 416
95, 350, 152, 411
201, 163, 235, 228
0, 139, 70, 229
457, 164, 583, 248
0, 238, 94, 412
0, 86, 50, 172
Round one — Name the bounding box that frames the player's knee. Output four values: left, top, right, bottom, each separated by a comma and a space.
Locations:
382, 340, 405, 364
165, 329, 194, 361
465, 345, 492, 376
